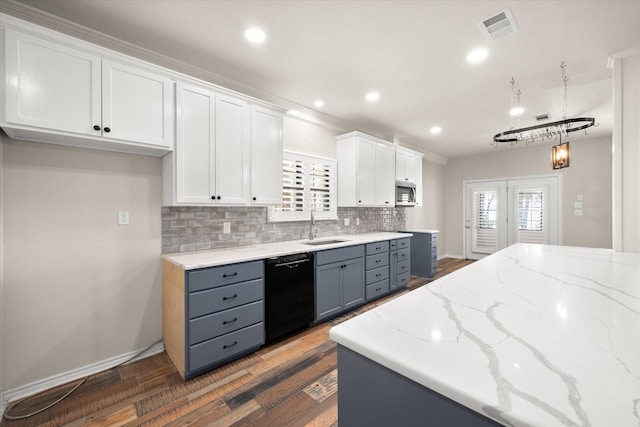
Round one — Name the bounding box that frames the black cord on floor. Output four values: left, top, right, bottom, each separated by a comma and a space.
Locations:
3, 338, 163, 421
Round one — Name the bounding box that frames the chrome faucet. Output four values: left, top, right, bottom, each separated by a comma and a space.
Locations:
309, 210, 316, 240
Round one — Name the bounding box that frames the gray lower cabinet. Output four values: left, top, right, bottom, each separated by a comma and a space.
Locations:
402, 231, 437, 277
365, 241, 390, 301
163, 259, 265, 379
390, 237, 411, 290
315, 245, 365, 322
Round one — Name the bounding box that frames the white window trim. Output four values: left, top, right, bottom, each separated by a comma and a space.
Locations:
268, 150, 338, 222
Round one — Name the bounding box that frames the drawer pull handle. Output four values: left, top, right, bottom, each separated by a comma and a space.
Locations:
375, 259, 381, 263
223, 317, 238, 325
376, 287, 381, 291
375, 246, 381, 250
376, 273, 381, 277
223, 294, 238, 301
223, 272, 238, 278
223, 341, 238, 349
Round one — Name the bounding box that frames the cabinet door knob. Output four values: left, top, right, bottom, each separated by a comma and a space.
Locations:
253, 197, 257, 201
211, 195, 216, 200
217, 196, 221, 200
385, 201, 389, 204
93, 125, 101, 131
103, 127, 111, 133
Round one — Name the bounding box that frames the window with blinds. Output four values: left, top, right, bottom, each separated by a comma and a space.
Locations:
269, 151, 337, 222
473, 190, 498, 253
517, 189, 545, 244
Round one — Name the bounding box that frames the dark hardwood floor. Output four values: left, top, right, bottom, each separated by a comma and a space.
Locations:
1, 258, 473, 427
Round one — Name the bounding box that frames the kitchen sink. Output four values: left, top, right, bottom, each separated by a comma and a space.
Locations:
303, 239, 347, 246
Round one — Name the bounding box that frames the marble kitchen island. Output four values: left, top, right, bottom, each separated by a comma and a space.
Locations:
329, 244, 640, 426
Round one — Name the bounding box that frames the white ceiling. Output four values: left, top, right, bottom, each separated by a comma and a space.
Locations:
3, 0, 639, 159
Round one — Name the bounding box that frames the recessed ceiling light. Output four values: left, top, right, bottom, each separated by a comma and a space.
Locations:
314, 99, 324, 108
466, 48, 488, 64
430, 126, 442, 134
509, 106, 524, 116
365, 91, 380, 102
245, 28, 266, 44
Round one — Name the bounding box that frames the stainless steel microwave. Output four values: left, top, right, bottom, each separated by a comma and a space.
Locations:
396, 181, 416, 207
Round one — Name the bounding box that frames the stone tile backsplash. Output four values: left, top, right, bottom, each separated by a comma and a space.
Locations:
162, 206, 407, 254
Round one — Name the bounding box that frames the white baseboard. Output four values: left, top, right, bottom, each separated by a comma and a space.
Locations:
442, 253, 465, 259
1, 341, 164, 417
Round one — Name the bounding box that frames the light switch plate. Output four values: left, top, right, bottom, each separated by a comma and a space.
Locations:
356, 218, 360, 225
223, 222, 231, 234
118, 211, 129, 225
344, 218, 350, 226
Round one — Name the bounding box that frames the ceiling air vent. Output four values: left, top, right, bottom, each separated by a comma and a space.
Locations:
479, 8, 519, 41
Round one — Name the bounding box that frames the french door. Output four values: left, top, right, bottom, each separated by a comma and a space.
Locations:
464, 176, 561, 260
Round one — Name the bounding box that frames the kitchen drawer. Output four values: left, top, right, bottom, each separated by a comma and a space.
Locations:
188, 260, 263, 292
366, 241, 389, 255
431, 252, 438, 263
189, 300, 263, 345
366, 252, 389, 270
316, 245, 365, 266
397, 238, 410, 250
189, 322, 264, 373
389, 240, 398, 250
397, 248, 410, 262
397, 272, 410, 288
189, 278, 263, 318
366, 265, 389, 284
397, 260, 410, 275
431, 244, 438, 255
427, 233, 438, 243
366, 279, 389, 301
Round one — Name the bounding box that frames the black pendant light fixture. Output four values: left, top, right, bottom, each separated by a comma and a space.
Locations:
492, 62, 597, 170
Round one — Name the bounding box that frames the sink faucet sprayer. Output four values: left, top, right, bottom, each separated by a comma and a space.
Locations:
309, 210, 316, 240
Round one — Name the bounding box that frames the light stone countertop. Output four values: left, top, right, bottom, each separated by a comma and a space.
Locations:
400, 229, 439, 234
329, 243, 640, 427
162, 232, 412, 270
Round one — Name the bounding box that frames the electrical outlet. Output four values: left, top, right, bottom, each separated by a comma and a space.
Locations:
118, 211, 129, 225
574, 202, 583, 208
223, 222, 231, 234
577, 194, 583, 201
344, 218, 350, 226
574, 209, 583, 216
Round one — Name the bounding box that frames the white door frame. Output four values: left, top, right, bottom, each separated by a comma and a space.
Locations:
463, 173, 563, 259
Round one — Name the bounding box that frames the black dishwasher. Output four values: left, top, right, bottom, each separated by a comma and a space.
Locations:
265, 252, 315, 343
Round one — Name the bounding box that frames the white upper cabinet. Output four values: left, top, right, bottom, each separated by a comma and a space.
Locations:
4, 29, 102, 135
395, 149, 417, 183
337, 131, 423, 208
250, 105, 283, 205
375, 143, 396, 206
1, 22, 174, 156
163, 82, 284, 207
101, 60, 173, 149
173, 82, 215, 204
215, 94, 250, 205
356, 137, 377, 206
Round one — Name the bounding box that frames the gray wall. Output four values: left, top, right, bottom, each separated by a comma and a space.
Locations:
444, 136, 612, 257
2, 137, 163, 390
